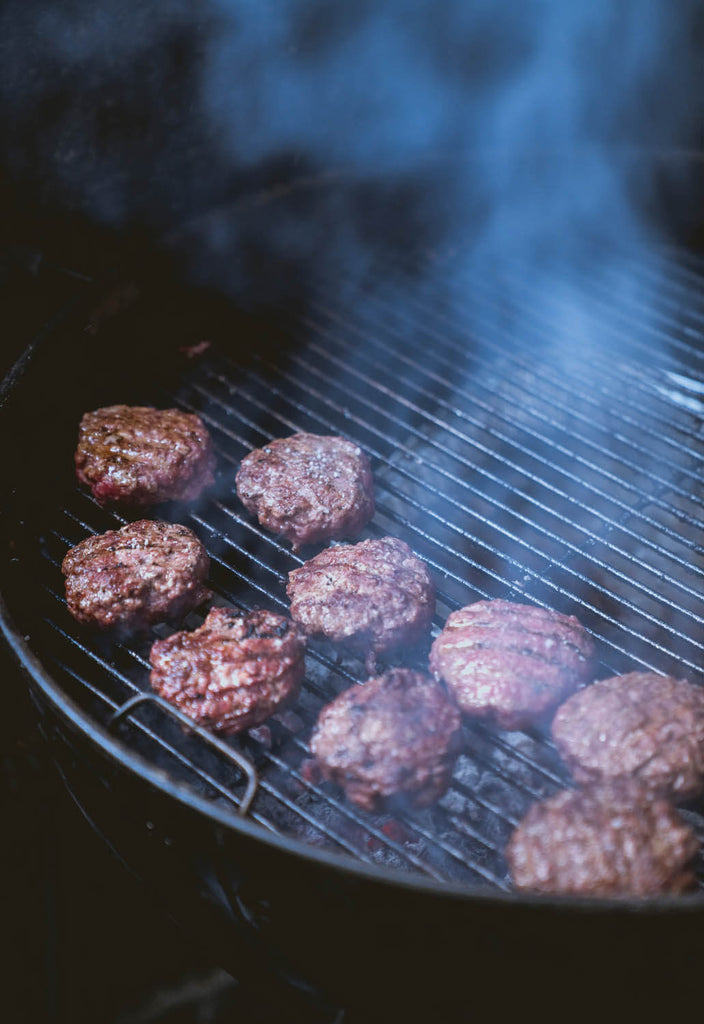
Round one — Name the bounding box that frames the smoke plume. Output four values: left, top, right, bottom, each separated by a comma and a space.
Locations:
0, 2, 702, 298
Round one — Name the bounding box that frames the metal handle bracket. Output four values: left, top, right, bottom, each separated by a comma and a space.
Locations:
108, 692, 259, 817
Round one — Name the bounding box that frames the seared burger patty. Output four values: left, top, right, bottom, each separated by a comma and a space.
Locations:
429, 600, 596, 730
552, 671, 704, 801
287, 536, 435, 670
149, 606, 306, 735
506, 782, 699, 896
236, 432, 374, 549
62, 520, 210, 630
311, 668, 462, 811
75, 405, 215, 506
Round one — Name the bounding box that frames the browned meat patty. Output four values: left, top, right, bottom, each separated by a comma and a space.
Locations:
310, 668, 462, 811
429, 599, 596, 730
75, 405, 215, 506
505, 782, 699, 896
62, 520, 210, 631
552, 671, 704, 801
236, 432, 374, 549
287, 537, 435, 670
149, 606, 306, 734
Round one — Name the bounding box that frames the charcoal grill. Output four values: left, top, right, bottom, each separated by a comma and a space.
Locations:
4, 183, 704, 1018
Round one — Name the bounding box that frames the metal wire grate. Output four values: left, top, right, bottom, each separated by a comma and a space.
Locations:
25, 241, 704, 891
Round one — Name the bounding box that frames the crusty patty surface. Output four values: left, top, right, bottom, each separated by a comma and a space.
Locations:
287, 536, 435, 668
149, 606, 305, 735
552, 671, 704, 801
506, 782, 699, 896
62, 519, 210, 630
236, 432, 374, 549
429, 599, 596, 729
75, 404, 215, 506
311, 668, 462, 811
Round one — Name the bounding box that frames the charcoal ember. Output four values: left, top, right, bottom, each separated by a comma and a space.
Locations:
381, 819, 412, 843
178, 340, 212, 359
300, 758, 323, 786
248, 725, 273, 749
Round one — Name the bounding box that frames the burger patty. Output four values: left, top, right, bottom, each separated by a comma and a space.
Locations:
505, 783, 699, 896
552, 671, 704, 801
149, 606, 306, 734
310, 668, 462, 811
236, 432, 374, 549
75, 404, 215, 506
62, 520, 211, 630
429, 599, 596, 730
287, 536, 435, 670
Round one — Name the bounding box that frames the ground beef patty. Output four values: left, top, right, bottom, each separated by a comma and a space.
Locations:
429, 600, 596, 730
62, 520, 210, 630
149, 606, 306, 734
311, 668, 462, 811
287, 537, 435, 671
75, 405, 215, 506
552, 671, 704, 801
506, 783, 699, 896
236, 432, 374, 549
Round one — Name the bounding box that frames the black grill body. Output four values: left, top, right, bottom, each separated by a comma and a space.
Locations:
4, 197, 704, 1015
